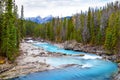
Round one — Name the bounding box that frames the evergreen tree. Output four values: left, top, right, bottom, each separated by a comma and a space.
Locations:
20, 5, 26, 38
90, 10, 95, 44
87, 7, 92, 43
66, 18, 75, 40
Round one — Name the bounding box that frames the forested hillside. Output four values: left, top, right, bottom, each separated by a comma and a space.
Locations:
0, 0, 25, 61
25, 1, 120, 55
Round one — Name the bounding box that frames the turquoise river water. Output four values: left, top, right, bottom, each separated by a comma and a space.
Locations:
11, 42, 118, 80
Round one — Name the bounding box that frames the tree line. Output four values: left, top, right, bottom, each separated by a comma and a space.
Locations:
0, 0, 25, 61
25, 1, 120, 55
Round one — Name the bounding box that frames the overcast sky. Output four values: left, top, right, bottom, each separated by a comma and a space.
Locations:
15, 0, 116, 18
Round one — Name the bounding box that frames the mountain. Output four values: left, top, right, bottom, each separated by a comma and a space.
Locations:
26, 15, 53, 24
26, 15, 72, 24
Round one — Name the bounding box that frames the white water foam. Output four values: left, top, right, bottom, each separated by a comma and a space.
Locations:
26, 40, 34, 43
81, 54, 102, 59
81, 64, 93, 68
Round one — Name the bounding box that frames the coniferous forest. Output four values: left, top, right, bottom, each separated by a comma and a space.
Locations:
0, 0, 25, 61
25, 1, 120, 55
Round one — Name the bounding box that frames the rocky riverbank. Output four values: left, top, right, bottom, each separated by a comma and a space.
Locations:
0, 42, 68, 79
63, 40, 120, 61
63, 40, 120, 80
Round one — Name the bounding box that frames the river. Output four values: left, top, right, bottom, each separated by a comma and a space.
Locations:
11, 42, 118, 80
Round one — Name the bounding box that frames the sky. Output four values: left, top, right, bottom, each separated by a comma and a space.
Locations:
15, 0, 117, 18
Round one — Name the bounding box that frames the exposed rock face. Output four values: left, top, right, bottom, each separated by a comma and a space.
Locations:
64, 40, 105, 54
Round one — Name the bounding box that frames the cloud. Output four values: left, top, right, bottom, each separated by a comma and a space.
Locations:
15, 0, 117, 18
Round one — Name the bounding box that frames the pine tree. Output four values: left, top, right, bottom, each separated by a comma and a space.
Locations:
87, 7, 92, 43
90, 10, 95, 44
96, 10, 102, 45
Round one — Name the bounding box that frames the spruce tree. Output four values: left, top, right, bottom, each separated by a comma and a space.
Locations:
87, 7, 92, 43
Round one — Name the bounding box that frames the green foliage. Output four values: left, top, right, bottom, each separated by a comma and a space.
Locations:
75, 29, 82, 42
66, 18, 75, 40
20, 5, 26, 39
87, 7, 92, 42
104, 12, 120, 54
0, 0, 20, 61
104, 27, 112, 50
